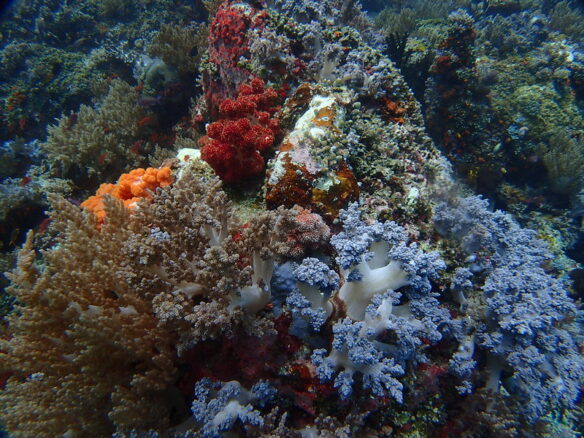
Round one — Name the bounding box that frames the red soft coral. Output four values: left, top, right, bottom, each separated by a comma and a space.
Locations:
286, 207, 331, 258
208, 3, 262, 68
200, 78, 280, 183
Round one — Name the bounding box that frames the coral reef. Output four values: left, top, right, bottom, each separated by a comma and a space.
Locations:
0, 167, 299, 436
0, 0, 582, 436
0, 0, 200, 142
374, 0, 584, 216
548, 1, 584, 40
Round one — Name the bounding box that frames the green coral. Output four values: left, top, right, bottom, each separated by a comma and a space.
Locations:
0, 43, 111, 137
548, 1, 584, 41
498, 84, 582, 142
374, 0, 473, 32
487, 51, 584, 150
41, 79, 151, 184
373, 391, 446, 437
541, 131, 584, 198
148, 23, 207, 75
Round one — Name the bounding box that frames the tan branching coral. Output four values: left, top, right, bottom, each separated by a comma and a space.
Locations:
0, 197, 176, 437
42, 79, 149, 181
136, 170, 299, 351
132, 172, 250, 352
541, 131, 584, 197
0, 168, 300, 436
149, 23, 208, 74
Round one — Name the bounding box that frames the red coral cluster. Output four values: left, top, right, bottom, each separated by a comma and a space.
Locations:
286, 207, 331, 258
178, 314, 302, 392
200, 78, 281, 183
208, 2, 267, 68
203, 3, 270, 118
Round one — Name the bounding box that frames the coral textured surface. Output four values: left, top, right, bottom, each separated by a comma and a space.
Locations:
200, 78, 280, 183
81, 167, 172, 224
0, 1, 582, 437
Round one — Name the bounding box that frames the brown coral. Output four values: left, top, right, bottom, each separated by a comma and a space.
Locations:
311, 162, 360, 220
381, 97, 407, 124
0, 198, 176, 437
266, 155, 315, 210
0, 168, 298, 437
267, 158, 359, 222
42, 79, 151, 183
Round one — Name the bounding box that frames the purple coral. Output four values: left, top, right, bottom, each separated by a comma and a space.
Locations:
448, 329, 476, 395
312, 317, 404, 401
478, 265, 582, 421
433, 195, 549, 268
332, 203, 445, 320
381, 299, 449, 365
331, 203, 407, 270
286, 289, 329, 331
287, 257, 338, 330
293, 257, 339, 295
312, 287, 453, 401
302, 204, 452, 401
191, 378, 272, 437
434, 195, 584, 421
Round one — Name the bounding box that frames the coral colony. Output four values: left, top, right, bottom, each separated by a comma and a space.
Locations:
0, 1, 583, 437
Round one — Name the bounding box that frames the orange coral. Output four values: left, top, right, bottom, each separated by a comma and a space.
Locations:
266, 156, 359, 222
82, 167, 172, 224
312, 106, 337, 128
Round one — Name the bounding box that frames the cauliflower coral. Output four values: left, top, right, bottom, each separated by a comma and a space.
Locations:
200, 78, 280, 183
81, 167, 172, 224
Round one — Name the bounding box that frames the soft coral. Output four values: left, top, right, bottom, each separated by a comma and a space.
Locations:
200, 78, 280, 183
81, 166, 172, 225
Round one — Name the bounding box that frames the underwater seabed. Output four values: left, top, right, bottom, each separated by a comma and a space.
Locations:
0, 0, 582, 437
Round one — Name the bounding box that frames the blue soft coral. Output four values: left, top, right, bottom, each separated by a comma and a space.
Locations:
434, 195, 584, 421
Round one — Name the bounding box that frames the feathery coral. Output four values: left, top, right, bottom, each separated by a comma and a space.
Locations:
0, 197, 176, 437
41, 79, 150, 182
0, 168, 297, 437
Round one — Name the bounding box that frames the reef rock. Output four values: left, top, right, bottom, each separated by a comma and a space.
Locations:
266, 84, 359, 220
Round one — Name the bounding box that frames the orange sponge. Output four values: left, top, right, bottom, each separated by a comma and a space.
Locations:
82, 167, 172, 224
